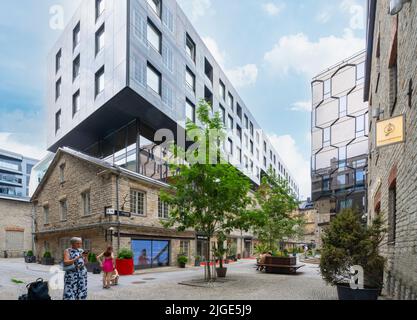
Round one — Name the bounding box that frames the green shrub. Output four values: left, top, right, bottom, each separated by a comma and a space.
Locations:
43, 251, 52, 258
26, 250, 34, 257
177, 255, 188, 265
118, 248, 133, 259
320, 209, 385, 288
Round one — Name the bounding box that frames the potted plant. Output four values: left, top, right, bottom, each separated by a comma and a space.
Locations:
41, 251, 55, 265
177, 255, 188, 268
227, 242, 238, 262
24, 250, 36, 263
194, 255, 202, 267
320, 209, 385, 300
86, 252, 101, 273
214, 234, 228, 278
116, 248, 134, 276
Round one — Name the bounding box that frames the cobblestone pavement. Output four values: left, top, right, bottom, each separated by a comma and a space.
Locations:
0, 258, 337, 300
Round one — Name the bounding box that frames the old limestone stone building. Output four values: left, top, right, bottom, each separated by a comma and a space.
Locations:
365, 0, 417, 299
31, 148, 254, 268
0, 197, 33, 258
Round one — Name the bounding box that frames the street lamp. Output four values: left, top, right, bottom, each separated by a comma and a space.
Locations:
389, 0, 411, 15
108, 227, 115, 245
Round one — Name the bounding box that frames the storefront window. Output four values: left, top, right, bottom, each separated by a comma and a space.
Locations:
132, 239, 170, 269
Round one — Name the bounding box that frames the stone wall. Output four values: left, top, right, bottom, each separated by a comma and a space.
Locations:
367, 1, 417, 300
0, 198, 33, 257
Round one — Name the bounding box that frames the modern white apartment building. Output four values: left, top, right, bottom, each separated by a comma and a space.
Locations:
46, 0, 300, 197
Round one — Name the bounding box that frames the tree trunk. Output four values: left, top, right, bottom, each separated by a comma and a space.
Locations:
206, 237, 211, 281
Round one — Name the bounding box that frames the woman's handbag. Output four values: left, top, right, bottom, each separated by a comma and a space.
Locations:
61, 249, 77, 272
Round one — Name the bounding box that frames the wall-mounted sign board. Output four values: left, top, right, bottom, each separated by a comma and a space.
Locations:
376, 115, 405, 148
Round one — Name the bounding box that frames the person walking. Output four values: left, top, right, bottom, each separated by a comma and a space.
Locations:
97, 246, 115, 289
63, 237, 88, 300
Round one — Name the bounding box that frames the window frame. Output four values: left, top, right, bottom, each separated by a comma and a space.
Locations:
130, 189, 146, 216
95, 24, 105, 55
147, 18, 162, 53
146, 63, 162, 95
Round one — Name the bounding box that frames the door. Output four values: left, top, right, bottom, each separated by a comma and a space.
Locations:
6, 231, 24, 252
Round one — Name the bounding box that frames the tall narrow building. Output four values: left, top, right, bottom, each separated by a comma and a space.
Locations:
46, 0, 300, 197
311, 51, 368, 217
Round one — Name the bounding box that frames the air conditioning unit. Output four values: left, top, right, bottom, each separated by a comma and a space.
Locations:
389, 0, 411, 15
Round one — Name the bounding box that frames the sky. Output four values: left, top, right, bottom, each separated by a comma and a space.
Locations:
0, 0, 367, 199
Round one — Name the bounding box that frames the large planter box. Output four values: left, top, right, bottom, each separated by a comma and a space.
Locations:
25, 256, 36, 263
86, 262, 101, 273
41, 257, 55, 266
337, 284, 380, 300
116, 258, 134, 276
265, 256, 297, 266
264, 256, 297, 274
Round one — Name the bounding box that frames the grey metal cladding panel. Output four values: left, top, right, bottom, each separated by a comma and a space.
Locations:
47, 0, 128, 150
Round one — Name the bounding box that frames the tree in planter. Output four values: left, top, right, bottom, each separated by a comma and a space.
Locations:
161, 100, 253, 281
320, 209, 386, 290
252, 170, 301, 252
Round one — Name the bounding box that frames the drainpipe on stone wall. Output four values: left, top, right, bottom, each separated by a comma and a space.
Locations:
31, 203, 36, 255
115, 170, 121, 254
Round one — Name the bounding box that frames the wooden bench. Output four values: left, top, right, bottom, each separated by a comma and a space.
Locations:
257, 263, 305, 275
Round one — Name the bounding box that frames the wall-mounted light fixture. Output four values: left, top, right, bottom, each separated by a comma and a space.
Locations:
389, 0, 411, 15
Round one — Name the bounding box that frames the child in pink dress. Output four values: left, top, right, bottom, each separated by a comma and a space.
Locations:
97, 246, 115, 289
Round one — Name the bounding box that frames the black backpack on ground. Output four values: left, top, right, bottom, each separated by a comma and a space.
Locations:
19, 278, 51, 300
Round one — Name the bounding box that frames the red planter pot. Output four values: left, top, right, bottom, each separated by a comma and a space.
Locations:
116, 258, 134, 276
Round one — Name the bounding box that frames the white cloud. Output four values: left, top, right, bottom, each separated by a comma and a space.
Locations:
202, 36, 226, 68
226, 64, 258, 88
268, 134, 311, 200
203, 37, 258, 88
340, 0, 365, 30
262, 2, 286, 16
264, 28, 365, 78
177, 0, 212, 22
0, 133, 46, 160
291, 100, 311, 112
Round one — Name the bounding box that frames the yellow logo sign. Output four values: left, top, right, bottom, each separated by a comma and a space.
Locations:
376, 115, 405, 148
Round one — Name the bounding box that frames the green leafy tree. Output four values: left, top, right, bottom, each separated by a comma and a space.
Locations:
252, 170, 300, 252
161, 100, 253, 281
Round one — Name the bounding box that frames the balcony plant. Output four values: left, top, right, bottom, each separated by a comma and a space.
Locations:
177, 255, 188, 268
320, 209, 385, 300
116, 248, 134, 276
24, 250, 36, 263
41, 251, 54, 265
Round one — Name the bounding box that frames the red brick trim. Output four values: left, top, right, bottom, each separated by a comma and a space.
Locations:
388, 164, 398, 188
388, 16, 398, 68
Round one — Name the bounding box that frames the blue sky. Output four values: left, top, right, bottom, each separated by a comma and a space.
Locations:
0, 0, 366, 199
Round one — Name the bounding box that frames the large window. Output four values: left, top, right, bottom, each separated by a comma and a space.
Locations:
228, 115, 233, 130
95, 66, 105, 97
219, 105, 225, 124
96, 0, 105, 19
227, 138, 233, 155
158, 196, 169, 219
339, 96, 347, 117
228, 92, 234, 110
82, 191, 91, 216
147, 0, 161, 18
132, 239, 169, 269
130, 190, 146, 216
55, 78, 62, 100
60, 199, 68, 221
356, 115, 365, 137
95, 24, 105, 55
204, 58, 213, 84
219, 80, 226, 101
43, 206, 49, 225
186, 99, 195, 123
186, 33, 196, 62
147, 19, 162, 53
72, 90, 80, 117
73, 55, 80, 81
323, 127, 331, 147
55, 110, 61, 133
73, 22, 80, 50
185, 67, 195, 92
55, 49, 62, 73
179, 241, 190, 258
147, 63, 161, 95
